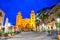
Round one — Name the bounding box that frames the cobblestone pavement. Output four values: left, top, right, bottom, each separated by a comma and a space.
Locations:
0, 31, 57, 40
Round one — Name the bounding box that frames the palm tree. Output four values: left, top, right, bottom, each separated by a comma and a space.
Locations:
39, 9, 49, 23
36, 8, 49, 32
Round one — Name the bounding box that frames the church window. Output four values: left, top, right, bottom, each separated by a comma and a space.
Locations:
32, 18, 34, 19
32, 15, 34, 17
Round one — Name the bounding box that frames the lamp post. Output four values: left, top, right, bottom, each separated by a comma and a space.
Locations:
56, 17, 60, 31
42, 23, 45, 31
56, 17, 60, 40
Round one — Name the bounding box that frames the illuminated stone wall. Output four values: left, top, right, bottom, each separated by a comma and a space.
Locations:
0, 10, 5, 28
16, 10, 36, 30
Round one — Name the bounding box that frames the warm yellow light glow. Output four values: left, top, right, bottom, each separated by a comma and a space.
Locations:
16, 10, 36, 30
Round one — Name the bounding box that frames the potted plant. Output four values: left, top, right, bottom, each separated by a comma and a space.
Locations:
8, 26, 12, 37
2, 31, 6, 37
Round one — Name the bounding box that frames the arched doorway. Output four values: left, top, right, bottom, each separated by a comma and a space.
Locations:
25, 23, 31, 31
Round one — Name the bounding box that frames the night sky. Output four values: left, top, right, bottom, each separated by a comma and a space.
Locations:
0, 0, 60, 25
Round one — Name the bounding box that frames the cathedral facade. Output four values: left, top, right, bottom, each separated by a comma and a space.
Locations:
16, 10, 36, 30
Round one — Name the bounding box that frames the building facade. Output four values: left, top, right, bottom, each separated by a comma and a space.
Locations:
16, 10, 36, 31
0, 10, 5, 30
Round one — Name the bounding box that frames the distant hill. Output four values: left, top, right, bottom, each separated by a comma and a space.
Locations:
36, 2, 60, 24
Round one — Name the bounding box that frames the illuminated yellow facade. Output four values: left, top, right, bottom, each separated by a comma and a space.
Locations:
16, 12, 22, 26
30, 10, 36, 30
16, 10, 36, 30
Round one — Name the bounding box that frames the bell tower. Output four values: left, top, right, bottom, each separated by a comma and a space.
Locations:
16, 12, 22, 27
30, 10, 36, 30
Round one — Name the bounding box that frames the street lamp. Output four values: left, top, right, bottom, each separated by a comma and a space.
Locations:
37, 17, 39, 20
56, 17, 60, 31
42, 23, 45, 31
56, 17, 60, 40
56, 18, 60, 22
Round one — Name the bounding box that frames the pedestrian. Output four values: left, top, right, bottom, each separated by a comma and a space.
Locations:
47, 27, 50, 35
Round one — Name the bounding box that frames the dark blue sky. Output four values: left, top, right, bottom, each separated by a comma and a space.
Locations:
0, 0, 60, 25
